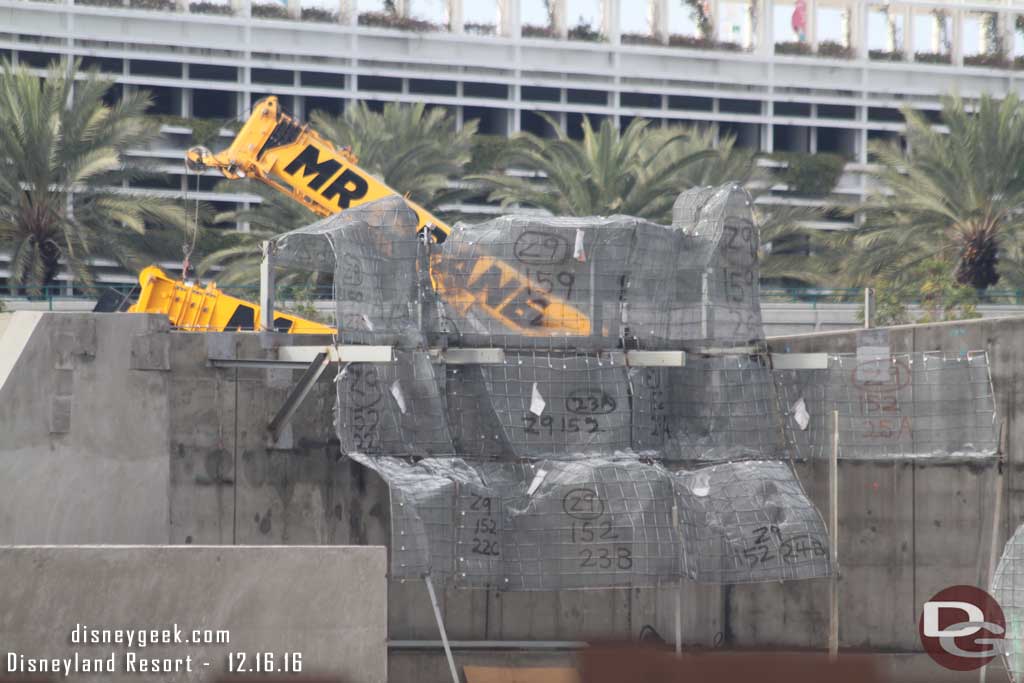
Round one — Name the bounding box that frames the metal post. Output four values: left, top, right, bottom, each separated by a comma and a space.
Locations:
259, 240, 275, 333
863, 287, 873, 329
675, 581, 682, 656
979, 419, 1007, 683
424, 575, 459, 683
829, 409, 840, 661
672, 502, 682, 657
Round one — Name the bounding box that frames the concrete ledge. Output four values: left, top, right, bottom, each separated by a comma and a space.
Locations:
0, 545, 387, 682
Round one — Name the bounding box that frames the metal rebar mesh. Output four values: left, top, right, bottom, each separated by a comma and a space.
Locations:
674, 460, 831, 582
993, 523, 1024, 682
276, 195, 430, 346
774, 351, 997, 459
357, 455, 830, 588
666, 354, 785, 461
267, 188, 996, 592
334, 352, 454, 457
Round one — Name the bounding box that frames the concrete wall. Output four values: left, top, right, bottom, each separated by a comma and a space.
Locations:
2, 312, 1022, 682
0, 312, 170, 544
0, 545, 386, 682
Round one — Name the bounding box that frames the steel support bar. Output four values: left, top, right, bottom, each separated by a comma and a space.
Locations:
626, 350, 686, 367
267, 352, 330, 443
209, 359, 310, 370
387, 640, 589, 649
430, 348, 506, 365
258, 240, 275, 333
770, 353, 830, 370
424, 575, 459, 683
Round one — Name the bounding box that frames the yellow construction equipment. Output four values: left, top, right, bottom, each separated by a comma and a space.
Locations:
131, 95, 591, 336
128, 265, 334, 334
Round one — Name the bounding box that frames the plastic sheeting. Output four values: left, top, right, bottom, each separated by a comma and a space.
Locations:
992, 523, 1024, 682
353, 454, 831, 588
268, 184, 998, 590
775, 351, 997, 460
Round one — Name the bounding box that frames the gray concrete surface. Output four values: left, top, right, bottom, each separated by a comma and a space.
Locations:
2, 312, 1024, 682
0, 545, 386, 682
0, 312, 170, 544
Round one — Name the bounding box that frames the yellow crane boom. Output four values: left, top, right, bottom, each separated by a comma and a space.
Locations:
132, 95, 591, 336
184, 96, 450, 243
129, 265, 334, 334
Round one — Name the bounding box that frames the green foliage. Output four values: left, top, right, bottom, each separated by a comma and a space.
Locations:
128, 0, 174, 10
189, 1, 232, 14
282, 283, 331, 323
671, 126, 832, 287
197, 180, 318, 286
915, 51, 951, 64
841, 93, 1024, 292
0, 58, 188, 290
251, 2, 288, 19
151, 115, 239, 147
864, 259, 981, 327
358, 10, 440, 31
522, 24, 558, 38
464, 22, 495, 35
622, 33, 662, 46
964, 52, 1009, 68
467, 135, 511, 174
668, 35, 741, 51
568, 20, 604, 42
301, 6, 336, 22
683, 0, 714, 38
470, 116, 716, 223
817, 40, 853, 59
770, 152, 846, 197
310, 101, 476, 209
775, 41, 812, 55
869, 49, 903, 61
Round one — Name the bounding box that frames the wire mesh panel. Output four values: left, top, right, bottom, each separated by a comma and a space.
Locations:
672, 184, 763, 345
476, 353, 633, 458
667, 355, 785, 461
775, 351, 997, 459
436, 216, 632, 348
334, 352, 454, 457
621, 221, 703, 348
499, 458, 681, 590
349, 454, 460, 581
992, 522, 1024, 682
275, 195, 431, 346
673, 460, 832, 583
358, 454, 829, 589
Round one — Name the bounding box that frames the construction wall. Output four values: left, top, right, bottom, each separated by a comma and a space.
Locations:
0, 311, 1018, 682
0, 545, 387, 682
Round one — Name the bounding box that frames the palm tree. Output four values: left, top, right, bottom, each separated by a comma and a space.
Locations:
471, 114, 714, 222
199, 101, 475, 284
0, 59, 187, 290
672, 125, 834, 285
840, 93, 1024, 291
311, 101, 477, 208
196, 180, 319, 286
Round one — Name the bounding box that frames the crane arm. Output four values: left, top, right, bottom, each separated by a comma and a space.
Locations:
185, 96, 450, 242
179, 96, 592, 338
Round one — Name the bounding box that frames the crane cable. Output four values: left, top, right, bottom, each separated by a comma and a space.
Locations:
181, 161, 201, 282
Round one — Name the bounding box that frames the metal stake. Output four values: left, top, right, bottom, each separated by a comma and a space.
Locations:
424, 575, 459, 683
829, 409, 840, 661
